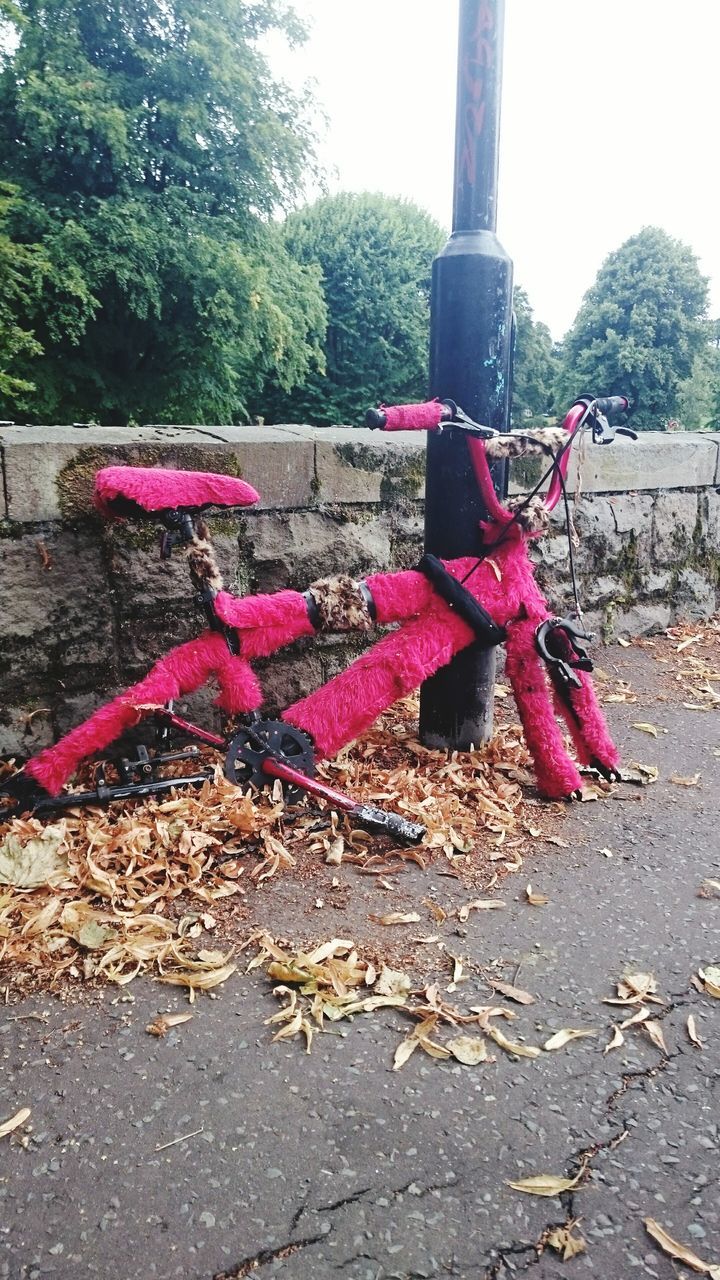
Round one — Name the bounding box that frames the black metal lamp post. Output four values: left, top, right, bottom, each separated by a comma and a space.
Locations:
419, 0, 514, 749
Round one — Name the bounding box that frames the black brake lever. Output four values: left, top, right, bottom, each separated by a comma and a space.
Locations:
536, 616, 594, 688
616, 426, 638, 440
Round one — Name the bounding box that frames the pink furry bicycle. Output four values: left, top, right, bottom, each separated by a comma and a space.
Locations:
1, 393, 634, 837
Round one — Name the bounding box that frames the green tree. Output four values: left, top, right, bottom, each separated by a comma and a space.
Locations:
511, 285, 558, 423
556, 227, 709, 430
675, 321, 720, 430
0, 182, 47, 403
0, 0, 326, 424
261, 192, 445, 426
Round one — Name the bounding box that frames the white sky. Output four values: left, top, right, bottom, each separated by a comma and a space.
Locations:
266, 0, 720, 340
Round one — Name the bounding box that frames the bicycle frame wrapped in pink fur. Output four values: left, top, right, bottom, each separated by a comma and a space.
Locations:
22, 402, 620, 804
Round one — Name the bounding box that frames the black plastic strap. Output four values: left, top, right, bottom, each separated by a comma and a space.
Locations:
358, 580, 377, 621
417, 553, 506, 647
303, 589, 321, 629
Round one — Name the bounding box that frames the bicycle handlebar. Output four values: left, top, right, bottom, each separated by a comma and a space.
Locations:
593, 395, 629, 416
363, 393, 633, 516
365, 400, 449, 431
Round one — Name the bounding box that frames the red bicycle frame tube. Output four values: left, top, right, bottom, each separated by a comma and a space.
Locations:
261, 755, 358, 813
464, 399, 590, 523
543, 401, 589, 513
155, 709, 226, 749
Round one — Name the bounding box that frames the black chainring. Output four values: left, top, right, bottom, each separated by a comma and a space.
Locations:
224, 720, 315, 804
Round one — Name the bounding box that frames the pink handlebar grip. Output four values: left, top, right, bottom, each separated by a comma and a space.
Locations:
378, 399, 448, 431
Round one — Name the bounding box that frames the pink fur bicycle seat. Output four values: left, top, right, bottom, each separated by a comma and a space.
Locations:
94, 466, 260, 518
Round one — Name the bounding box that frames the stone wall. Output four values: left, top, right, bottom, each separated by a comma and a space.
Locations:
1, 422, 719, 759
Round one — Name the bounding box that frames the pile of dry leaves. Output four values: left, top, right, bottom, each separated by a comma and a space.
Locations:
0, 698, 540, 998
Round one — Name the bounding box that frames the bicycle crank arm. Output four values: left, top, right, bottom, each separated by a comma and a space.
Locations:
261, 757, 426, 844
28, 770, 214, 814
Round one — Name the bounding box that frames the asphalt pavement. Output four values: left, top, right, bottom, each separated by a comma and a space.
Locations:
1, 640, 719, 1280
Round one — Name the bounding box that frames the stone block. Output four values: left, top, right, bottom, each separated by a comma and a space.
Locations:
114, 605, 198, 680
104, 527, 245, 608
699, 489, 720, 555
639, 570, 673, 598
573, 495, 618, 543
672, 568, 717, 622
652, 491, 698, 567
385, 505, 424, 569
0, 424, 314, 523
0, 528, 116, 691
566, 432, 717, 493
0, 704, 54, 759
246, 509, 392, 593
315, 430, 425, 505
613, 602, 672, 637
583, 575, 622, 608
607, 493, 654, 536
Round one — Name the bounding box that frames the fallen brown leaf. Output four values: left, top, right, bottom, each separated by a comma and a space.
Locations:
632, 722, 658, 737
0, 1107, 31, 1139
490, 979, 535, 1006
372, 911, 422, 926
643, 1020, 668, 1053
543, 1028, 596, 1052
507, 1170, 583, 1197
687, 1014, 703, 1049
547, 1223, 586, 1260
603, 1025, 624, 1054
643, 1217, 720, 1277
145, 1013, 194, 1037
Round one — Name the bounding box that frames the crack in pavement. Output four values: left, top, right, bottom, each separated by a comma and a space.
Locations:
292, 1173, 459, 1229
479, 1036, 685, 1277
481, 1099, 644, 1275
211, 1232, 328, 1279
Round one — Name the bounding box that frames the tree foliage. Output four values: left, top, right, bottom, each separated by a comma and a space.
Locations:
0, 182, 48, 402
511, 286, 558, 423
261, 192, 445, 426
0, 0, 326, 423
557, 227, 709, 430
675, 323, 720, 430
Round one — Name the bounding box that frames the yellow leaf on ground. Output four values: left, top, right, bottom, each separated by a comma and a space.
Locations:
603, 1025, 624, 1053
446, 1036, 492, 1065
547, 1224, 586, 1260
0, 824, 69, 888
0, 1107, 31, 1139
669, 773, 701, 787
619, 1008, 650, 1030
507, 1171, 582, 1197
374, 966, 412, 997
488, 1026, 541, 1059
644, 1217, 720, 1275
393, 1037, 420, 1071
620, 761, 659, 785
676, 634, 702, 652
644, 1020, 669, 1053
543, 1028, 597, 1051
618, 972, 660, 1002
373, 912, 422, 926
525, 884, 549, 906
324, 837, 344, 866
687, 1015, 703, 1049
491, 979, 535, 1006
632, 722, 659, 737
145, 1013, 193, 1037
699, 966, 720, 999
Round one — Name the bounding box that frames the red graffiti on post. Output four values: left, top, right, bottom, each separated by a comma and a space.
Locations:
460, 1, 495, 188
